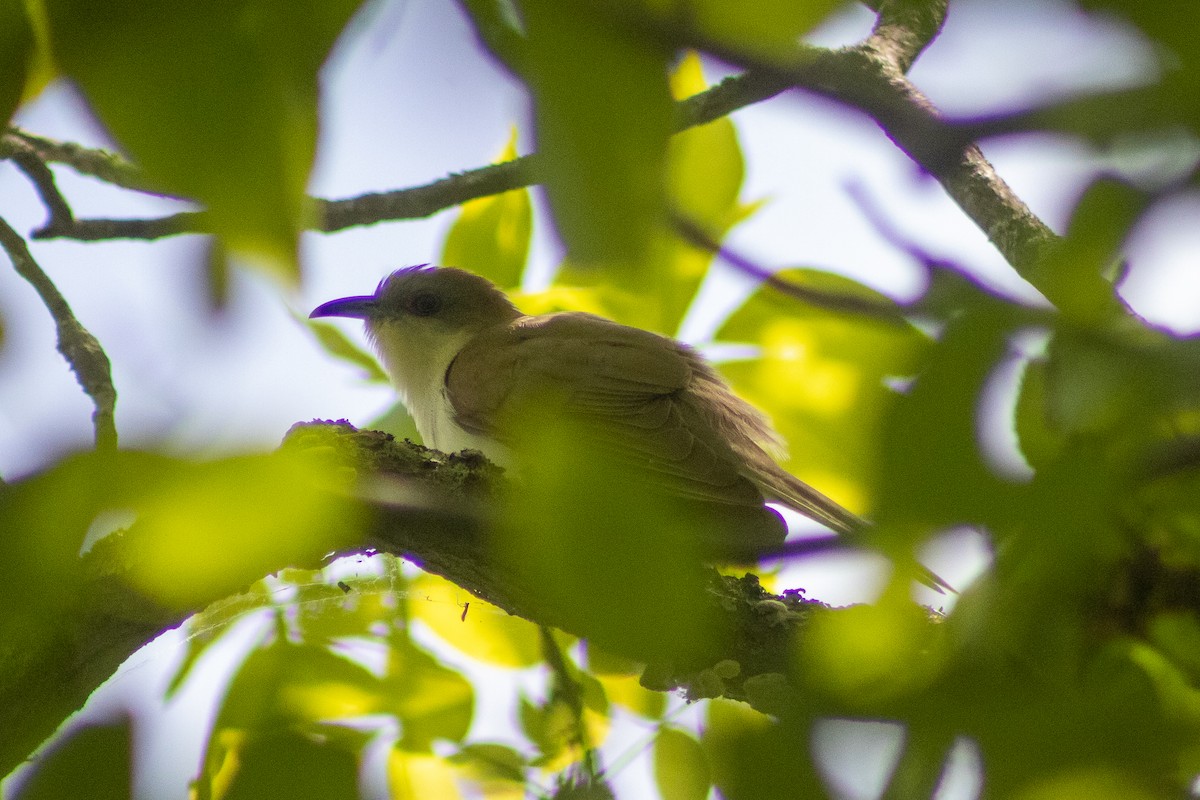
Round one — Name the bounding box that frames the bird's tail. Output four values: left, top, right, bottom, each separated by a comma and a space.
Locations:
753, 459, 955, 594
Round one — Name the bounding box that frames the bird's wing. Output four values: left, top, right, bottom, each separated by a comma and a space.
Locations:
446, 313, 766, 509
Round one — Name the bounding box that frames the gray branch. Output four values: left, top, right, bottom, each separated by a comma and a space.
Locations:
0, 215, 117, 450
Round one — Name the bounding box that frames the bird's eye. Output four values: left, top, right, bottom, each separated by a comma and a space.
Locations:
409, 291, 442, 316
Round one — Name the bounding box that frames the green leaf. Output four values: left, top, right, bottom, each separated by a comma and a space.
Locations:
448, 743, 528, 787
1013, 356, 1064, 471
645, 0, 842, 61
441, 130, 532, 291
220, 731, 360, 800
654, 727, 711, 800
717, 269, 930, 516
409, 572, 543, 668
701, 699, 825, 800
216, 638, 386, 730
1026, 178, 1142, 324
122, 451, 364, 609
519, 693, 578, 767
45, 0, 362, 278
11, 720, 132, 800
516, 0, 673, 269
306, 317, 388, 383
876, 305, 1019, 533
554, 53, 755, 335
385, 638, 475, 751
0, 0, 33, 126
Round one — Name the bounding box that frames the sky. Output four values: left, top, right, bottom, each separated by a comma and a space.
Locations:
2, 0, 1199, 797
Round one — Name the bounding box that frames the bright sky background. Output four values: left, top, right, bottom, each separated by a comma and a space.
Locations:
2, 0, 1199, 797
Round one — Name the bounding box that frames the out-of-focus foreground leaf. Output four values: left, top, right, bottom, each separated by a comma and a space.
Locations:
718, 269, 931, 517
44, 0, 363, 278
10, 719, 131, 800
515, 0, 673, 271
441, 130, 532, 292
0, 0, 33, 127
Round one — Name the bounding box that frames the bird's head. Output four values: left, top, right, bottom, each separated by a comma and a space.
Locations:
311, 265, 519, 331
310, 265, 522, 386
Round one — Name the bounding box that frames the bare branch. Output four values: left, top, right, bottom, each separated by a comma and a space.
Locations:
6, 127, 170, 196
8, 4, 1059, 301
867, 0, 949, 73
34, 212, 202, 241
0, 216, 118, 450
671, 213, 911, 323
6, 136, 76, 235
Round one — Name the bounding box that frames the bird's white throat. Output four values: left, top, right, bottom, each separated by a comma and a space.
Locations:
368, 319, 512, 466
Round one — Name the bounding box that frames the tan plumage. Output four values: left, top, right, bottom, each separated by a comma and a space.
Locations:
311, 266, 869, 552
448, 311, 867, 538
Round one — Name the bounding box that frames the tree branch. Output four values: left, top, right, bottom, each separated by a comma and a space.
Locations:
0, 216, 117, 450
7, 1, 1059, 301
866, 0, 949, 73
0, 422, 844, 778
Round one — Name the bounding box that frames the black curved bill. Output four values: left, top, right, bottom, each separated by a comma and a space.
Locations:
309, 295, 378, 319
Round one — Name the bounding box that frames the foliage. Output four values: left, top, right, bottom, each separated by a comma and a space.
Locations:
4, 0, 1200, 799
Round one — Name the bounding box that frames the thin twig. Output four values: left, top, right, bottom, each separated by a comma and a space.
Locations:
0, 216, 118, 450
6, 137, 76, 235
8, 0, 1059, 298
13, 67, 792, 241
867, 0, 949, 73
672, 213, 911, 322
6, 128, 171, 196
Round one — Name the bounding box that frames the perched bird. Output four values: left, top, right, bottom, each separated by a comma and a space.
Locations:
311, 266, 881, 562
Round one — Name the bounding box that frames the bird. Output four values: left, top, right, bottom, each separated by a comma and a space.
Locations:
311, 265, 941, 583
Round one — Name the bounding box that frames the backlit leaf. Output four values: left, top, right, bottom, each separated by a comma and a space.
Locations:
718, 269, 930, 515
655, 727, 711, 800
410, 572, 542, 668
385, 638, 474, 751
11, 720, 131, 800
45, 0, 362, 278
441, 129, 532, 291
517, 0, 672, 268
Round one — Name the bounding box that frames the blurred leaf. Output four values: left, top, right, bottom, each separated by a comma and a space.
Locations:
876, 305, 1019, 533
389, 751, 463, 800
520, 693, 580, 769
654, 727, 711, 800
45, 0, 362, 278
638, 0, 842, 61
701, 699, 826, 800
498, 411, 734, 663
667, 53, 746, 232
1012, 769, 1160, 800
127, 452, 362, 609
796, 601, 945, 708
217, 638, 385, 730
556, 52, 755, 334
306, 318, 388, 383
1027, 178, 1141, 324
717, 269, 930, 516
448, 743, 527, 800
168, 582, 274, 697
441, 129, 532, 291
384, 637, 474, 751
1014, 356, 1064, 471
409, 572, 542, 668
598, 673, 667, 720
517, 0, 672, 268
11, 719, 131, 800
220, 730, 360, 800
0, 0, 33, 126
